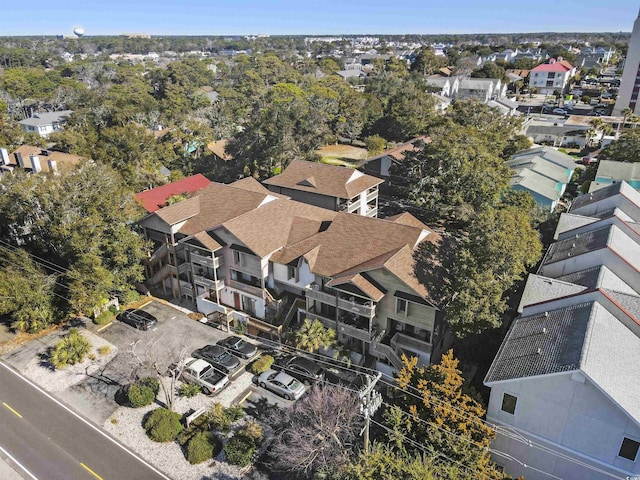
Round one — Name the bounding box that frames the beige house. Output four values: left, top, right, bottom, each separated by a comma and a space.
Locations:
139, 176, 441, 372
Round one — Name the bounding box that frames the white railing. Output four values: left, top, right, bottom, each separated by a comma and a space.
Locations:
191, 251, 220, 269
306, 288, 338, 306
366, 189, 378, 203
337, 297, 375, 317
391, 332, 432, 356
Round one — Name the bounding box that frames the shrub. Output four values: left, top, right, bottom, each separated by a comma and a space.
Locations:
249, 355, 274, 375
187, 312, 204, 321
208, 403, 245, 433
179, 383, 200, 397
241, 421, 263, 442
139, 376, 160, 395
119, 289, 141, 305
88, 353, 96, 361
144, 408, 183, 443
224, 433, 257, 467
51, 328, 92, 369
98, 345, 111, 356
94, 310, 114, 325
185, 432, 217, 464
128, 383, 156, 408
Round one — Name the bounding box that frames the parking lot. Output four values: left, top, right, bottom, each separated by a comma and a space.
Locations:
2, 300, 312, 425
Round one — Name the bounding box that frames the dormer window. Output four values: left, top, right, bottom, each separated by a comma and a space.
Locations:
396, 298, 408, 316
287, 265, 299, 282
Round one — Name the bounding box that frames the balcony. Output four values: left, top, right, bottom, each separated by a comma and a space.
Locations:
193, 274, 224, 291
337, 297, 375, 317
306, 311, 337, 330
337, 321, 372, 342
365, 205, 378, 218
306, 288, 338, 306
168, 263, 190, 275
391, 332, 432, 357
366, 189, 378, 203
179, 280, 194, 296
191, 251, 221, 269
228, 279, 263, 298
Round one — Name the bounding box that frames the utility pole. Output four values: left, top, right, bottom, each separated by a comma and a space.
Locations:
360, 372, 382, 454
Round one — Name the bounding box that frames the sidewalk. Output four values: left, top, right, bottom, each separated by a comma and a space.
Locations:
0, 454, 29, 480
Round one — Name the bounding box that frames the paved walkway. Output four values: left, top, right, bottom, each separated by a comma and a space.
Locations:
0, 455, 26, 480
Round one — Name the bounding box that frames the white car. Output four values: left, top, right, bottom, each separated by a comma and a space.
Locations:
181, 357, 229, 395
552, 108, 568, 115
258, 369, 306, 400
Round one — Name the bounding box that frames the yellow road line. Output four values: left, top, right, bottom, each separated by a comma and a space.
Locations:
238, 390, 253, 405
80, 463, 104, 480
2, 402, 23, 418
96, 322, 113, 332
137, 300, 152, 309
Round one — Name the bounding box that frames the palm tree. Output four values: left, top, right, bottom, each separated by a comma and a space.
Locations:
622, 107, 633, 129
586, 127, 597, 147
294, 318, 336, 353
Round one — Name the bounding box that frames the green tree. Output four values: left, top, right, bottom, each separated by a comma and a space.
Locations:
411, 47, 445, 75
341, 444, 437, 480
293, 318, 336, 352
471, 62, 506, 81
445, 206, 542, 336
365, 134, 387, 155
599, 128, 640, 162
389, 351, 503, 479
0, 249, 59, 333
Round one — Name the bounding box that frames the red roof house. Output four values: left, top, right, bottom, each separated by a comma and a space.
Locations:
135, 174, 211, 213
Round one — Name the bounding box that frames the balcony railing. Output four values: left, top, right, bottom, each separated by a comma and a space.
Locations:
371, 342, 404, 370
337, 321, 372, 342
191, 251, 221, 269
366, 189, 378, 203
391, 332, 432, 356
193, 274, 224, 291
337, 297, 375, 317
307, 288, 338, 306
228, 279, 263, 298
168, 263, 190, 275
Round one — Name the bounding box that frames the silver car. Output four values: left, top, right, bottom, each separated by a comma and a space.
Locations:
258, 369, 306, 400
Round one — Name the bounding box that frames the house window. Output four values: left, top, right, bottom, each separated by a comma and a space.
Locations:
396, 298, 408, 316
618, 438, 640, 462
501, 393, 517, 415
233, 250, 241, 265
287, 265, 299, 282
242, 296, 256, 315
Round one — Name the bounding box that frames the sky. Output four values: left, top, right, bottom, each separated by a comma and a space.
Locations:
2, 0, 639, 36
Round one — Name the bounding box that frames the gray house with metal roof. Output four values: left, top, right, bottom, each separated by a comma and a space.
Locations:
18, 110, 73, 137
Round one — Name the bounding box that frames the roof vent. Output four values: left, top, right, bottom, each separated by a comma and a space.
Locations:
537, 348, 542, 355
544, 311, 548, 317
542, 327, 547, 334
567, 252, 571, 257
571, 243, 576, 248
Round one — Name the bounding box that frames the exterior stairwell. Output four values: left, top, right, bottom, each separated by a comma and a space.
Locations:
371, 341, 404, 371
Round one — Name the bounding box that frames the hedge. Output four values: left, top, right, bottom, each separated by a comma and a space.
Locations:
185, 432, 219, 464
249, 355, 274, 375
224, 433, 257, 467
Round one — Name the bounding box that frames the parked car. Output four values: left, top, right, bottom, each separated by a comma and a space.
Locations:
570, 89, 583, 96
552, 108, 568, 115
217, 335, 258, 359
117, 309, 157, 331
601, 92, 613, 99
192, 345, 241, 373
272, 354, 325, 385
181, 357, 229, 395
589, 111, 602, 116
258, 369, 306, 400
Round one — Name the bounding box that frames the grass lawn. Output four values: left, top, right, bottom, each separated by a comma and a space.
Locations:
316, 144, 368, 168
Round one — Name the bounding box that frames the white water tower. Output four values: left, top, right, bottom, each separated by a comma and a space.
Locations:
73, 27, 85, 37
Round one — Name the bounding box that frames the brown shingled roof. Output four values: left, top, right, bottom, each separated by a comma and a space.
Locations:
327, 273, 386, 301
231, 176, 271, 194
222, 199, 337, 257
262, 160, 383, 199
365, 135, 431, 164
386, 212, 430, 230
179, 183, 270, 235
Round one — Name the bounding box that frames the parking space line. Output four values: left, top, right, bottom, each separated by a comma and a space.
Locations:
96, 322, 113, 333
238, 391, 253, 405
137, 300, 152, 309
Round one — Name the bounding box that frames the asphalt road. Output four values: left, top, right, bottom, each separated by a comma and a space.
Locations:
0, 362, 169, 480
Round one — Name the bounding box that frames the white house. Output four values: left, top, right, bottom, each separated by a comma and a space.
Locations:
485, 180, 640, 479
528, 58, 576, 95
18, 110, 73, 137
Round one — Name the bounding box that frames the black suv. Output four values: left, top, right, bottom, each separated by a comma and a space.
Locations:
117, 309, 157, 331
192, 345, 241, 374
272, 354, 325, 385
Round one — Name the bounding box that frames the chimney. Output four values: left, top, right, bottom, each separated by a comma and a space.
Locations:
14, 151, 24, 168
47, 159, 58, 173
0, 148, 8, 165
29, 155, 42, 173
